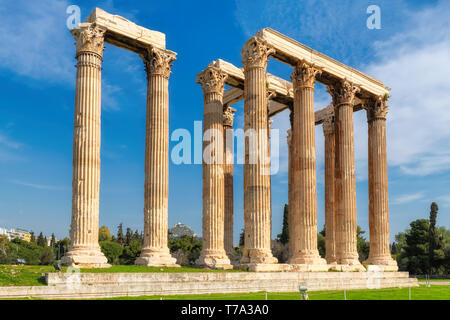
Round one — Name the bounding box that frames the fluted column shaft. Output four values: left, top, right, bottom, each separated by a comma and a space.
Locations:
365, 100, 397, 267
323, 118, 337, 264
287, 126, 294, 258
289, 62, 325, 265
195, 67, 231, 268
136, 47, 178, 266
62, 23, 109, 268
328, 80, 361, 266
223, 107, 236, 259
241, 38, 277, 264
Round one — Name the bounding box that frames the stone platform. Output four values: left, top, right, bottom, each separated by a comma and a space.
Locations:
0, 271, 418, 299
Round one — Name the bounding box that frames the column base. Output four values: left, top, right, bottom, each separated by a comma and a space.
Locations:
196, 250, 233, 270
240, 249, 278, 264
325, 256, 338, 264
363, 256, 398, 271
61, 247, 110, 269
288, 250, 327, 265
135, 248, 179, 267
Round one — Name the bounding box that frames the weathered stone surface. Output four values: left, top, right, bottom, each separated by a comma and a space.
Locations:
323, 116, 337, 264
289, 62, 326, 266
86, 8, 166, 52
327, 80, 362, 267
62, 23, 109, 269
136, 47, 178, 267
256, 28, 390, 97
364, 97, 397, 269
196, 67, 232, 269
0, 272, 418, 299
240, 37, 277, 265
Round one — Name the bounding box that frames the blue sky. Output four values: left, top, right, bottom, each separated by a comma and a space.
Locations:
0, 0, 449, 243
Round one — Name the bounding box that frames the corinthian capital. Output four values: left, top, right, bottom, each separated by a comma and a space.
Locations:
71, 23, 106, 56
241, 37, 275, 69
223, 106, 236, 127
291, 61, 322, 89
142, 47, 176, 79
196, 67, 228, 94
327, 79, 360, 106
366, 96, 388, 121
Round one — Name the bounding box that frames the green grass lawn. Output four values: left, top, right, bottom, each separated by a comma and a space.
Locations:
0, 265, 242, 287
101, 286, 450, 300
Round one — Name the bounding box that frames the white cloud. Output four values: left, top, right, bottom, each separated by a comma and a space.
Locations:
0, 0, 73, 82
392, 192, 424, 205
9, 179, 67, 190
364, 1, 450, 176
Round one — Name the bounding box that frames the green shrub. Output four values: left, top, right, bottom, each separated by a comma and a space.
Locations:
100, 241, 123, 265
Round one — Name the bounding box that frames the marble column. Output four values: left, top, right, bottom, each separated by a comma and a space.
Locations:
136, 47, 178, 266
240, 37, 277, 265
195, 66, 232, 269
327, 80, 363, 268
223, 106, 236, 261
62, 23, 109, 268
364, 97, 398, 269
289, 62, 326, 266
287, 124, 294, 259
323, 116, 337, 264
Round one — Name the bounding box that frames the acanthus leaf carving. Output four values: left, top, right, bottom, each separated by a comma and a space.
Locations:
241, 37, 275, 69
71, 24, 106, 57
291, 61, 322, 89
142, 47, 176, 79
196, 67, 228, 94
327, 79, 360, 106
366, 96, 388, 121
223, 106, 236, 127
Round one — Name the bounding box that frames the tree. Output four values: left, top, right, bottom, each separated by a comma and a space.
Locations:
429, 202, 445, 274
50, 234, 56, 248
37, 232, 47, 247
30, 231, 36, 243
116, 223, 125, 246
168, 236, 202, 265
98, 226, 112, 242
357, 226, 370, 262
317, 227, 326, 258
40, 247, 55, 265
239, 229, 245, 247
403, 219, 430, 274
277, 204, 289, 245
120, 239, 142, 265
100, 241, 123, 265
54, 238, 70, 260
125, 228, 133, 246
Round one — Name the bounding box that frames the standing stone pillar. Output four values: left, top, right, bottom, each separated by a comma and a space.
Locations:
327, 80, 364, 269
364, 97, 398, 270
240, 37, 277, 265
286, 125, 294, 259
289, 62, 326, 268
223, 106, 236, 261
323, 116, 337, 264
136, 47, 178, 266
196, 66, 232, 269
62, 23, 109, 268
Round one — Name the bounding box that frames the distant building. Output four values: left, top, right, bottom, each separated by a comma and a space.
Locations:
0, 227, 32, 242
169, 223, 198, 239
